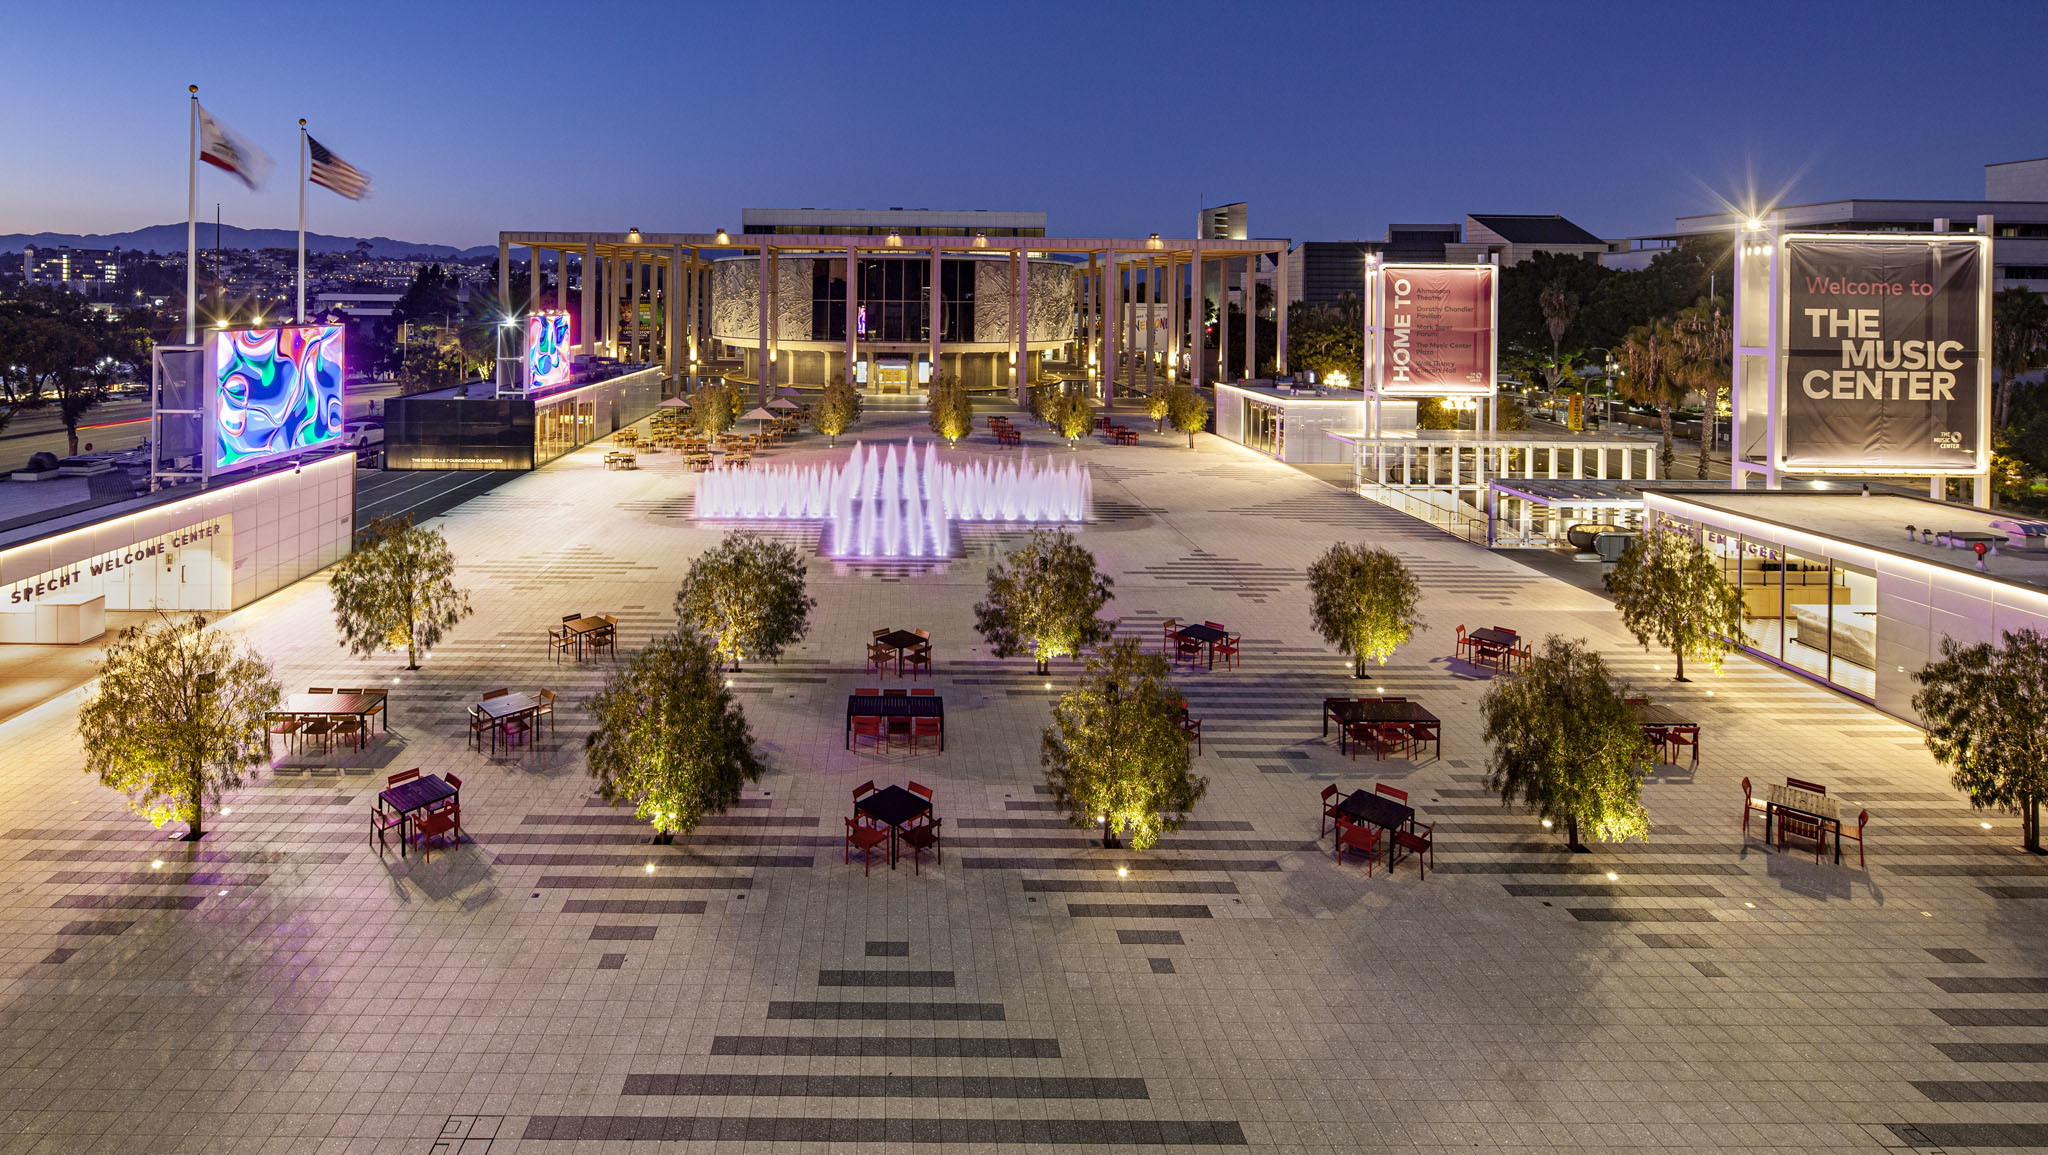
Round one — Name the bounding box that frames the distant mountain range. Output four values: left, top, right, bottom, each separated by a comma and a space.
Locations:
0, 223, 495, 260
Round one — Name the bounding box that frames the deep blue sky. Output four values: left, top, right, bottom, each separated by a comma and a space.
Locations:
5, 0, 2045, 249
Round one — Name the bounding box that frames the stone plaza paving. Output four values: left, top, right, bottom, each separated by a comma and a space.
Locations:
1, 403, 2045, 1154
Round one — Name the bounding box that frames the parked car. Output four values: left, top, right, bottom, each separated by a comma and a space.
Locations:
342, 420, 384, 450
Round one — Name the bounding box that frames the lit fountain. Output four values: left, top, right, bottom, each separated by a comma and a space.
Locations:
695, 437, 1091, 558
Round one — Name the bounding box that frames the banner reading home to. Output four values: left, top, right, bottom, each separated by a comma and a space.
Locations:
1780, 236, 1986, 473
1377, 265, 1495, 396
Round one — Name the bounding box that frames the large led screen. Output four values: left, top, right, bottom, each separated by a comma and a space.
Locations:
212, 325, 345, 474
1776, 235, 1988, 474
526, 312, 573, 390
1373, 265, 1496, 397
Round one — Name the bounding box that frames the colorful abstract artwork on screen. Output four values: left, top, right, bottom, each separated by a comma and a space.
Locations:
526, 312, 573, 389
212, 325, 346, 473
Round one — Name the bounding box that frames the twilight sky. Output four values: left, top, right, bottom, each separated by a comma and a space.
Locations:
4, 0, 2044, 249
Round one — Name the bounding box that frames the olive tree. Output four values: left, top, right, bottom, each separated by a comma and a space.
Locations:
925, 373, 974, 445
1166, 383, 1210, 448
587, 628, 764, 842
1144, 389, 1173, 433
1481, 635, 1654, 852
1307, 543, 1423, 675
813, 373, 863, 444
328, 513, 473, 669
692, 381, 741, 437
974, 528, 1116, 675
673, 530, 816, 671
1042, 640, 1206, 850
1605, 527, 1743, 681
79, 612, 281, 840
1915, 629, 2048, 853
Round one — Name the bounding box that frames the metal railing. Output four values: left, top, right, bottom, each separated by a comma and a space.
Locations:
1355, 482, 1489, 545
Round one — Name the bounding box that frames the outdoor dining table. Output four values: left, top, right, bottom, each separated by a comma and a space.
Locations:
561, 616, 613, 661
479, 692, 541, 755
1765, 782, 1843, 863
874, 629, 928, 675
845, 693, 944, 750
856, 785, 933, 869
1336, 789, 1415, 871
1463, 627, 1519, 670
1323, 698, 1439, 756
268, 692, 385, 754
1172, 623, 1229, 668
379, 773, 457, 859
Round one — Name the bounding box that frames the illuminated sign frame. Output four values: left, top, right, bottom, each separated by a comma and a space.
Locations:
1366, 262, 1498, 398
525, 311, 574, 391
207, 324, 346, 478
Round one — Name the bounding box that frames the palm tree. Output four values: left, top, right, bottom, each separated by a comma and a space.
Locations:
1618, 320, 1687, 476
1539, 283, 1579, 389
1670, 302, 1732, 478
1993, 287, 2048, 427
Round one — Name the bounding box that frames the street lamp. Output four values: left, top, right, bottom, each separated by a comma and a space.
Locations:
1583, 346, 1622, 426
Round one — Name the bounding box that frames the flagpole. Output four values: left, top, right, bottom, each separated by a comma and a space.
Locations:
297, 119, 307, 324
186, 85, 198, 345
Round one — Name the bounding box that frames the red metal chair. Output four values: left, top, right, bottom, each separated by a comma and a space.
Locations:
1454, 624, 1467, 660
1407, 718, 1441, 760
1663, 726, 1700, 768
907, 781, 933, 805
901, 817, 942, 874
1180, 714, 1202, 756
856, 688, 880, 696
1335, 817, 1379, 874
370, 801, 406, 855
413, 808, 459, 862
1213, 634, 1241, 670
467, 706, 487, 751
1393, 821, 1434, 880
1837, 809, 1871, 867
1740, 777, 1770, 836
1161, 618, 1179, 653
844, 817, 888, 875
389, 768, 420, 786
853, 780, 877, 804
866, 643, 893, 675
1778, 809, 1826, 863
1319, 784, 1343, 837
851, 716, 886, 751
909, 688, 935, 696
1374, 783, 1407, 805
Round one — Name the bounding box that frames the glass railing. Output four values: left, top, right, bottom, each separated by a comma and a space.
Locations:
1355, 482, 1489, 545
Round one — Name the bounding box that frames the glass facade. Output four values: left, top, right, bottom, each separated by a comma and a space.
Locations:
1695, 518, 1874, 699
806, 258, 980, 344
1241, 397, 1281, 456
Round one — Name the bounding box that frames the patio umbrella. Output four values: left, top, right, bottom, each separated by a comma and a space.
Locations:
658, 396, 691, 407
766, 398, 798, 411
775, 386, 802, 397
740, 406, 777, 437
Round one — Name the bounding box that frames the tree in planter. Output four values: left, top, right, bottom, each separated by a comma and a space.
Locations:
586, 628, 764, 843
673, 530, 815, 672
692, 381, 741, 438
329, 513, 473, 670
1605, 527, 1743, 681
1166, 383, 1210, 448
1048, 388, 1095, 445
1914, 629, 2048, 853
1042, 639, 1207, 850
974, 528, 1116, 675
1481, 636, 1654, 852
1143, 388, 1173, 433
1306, 543, 1424, 676
78, 612, 281, 840
813, 373, 863, 444
925, 373, 973, 444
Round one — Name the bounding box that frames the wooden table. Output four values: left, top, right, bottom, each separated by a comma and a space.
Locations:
855, 785, 933, 869
268, 693, 384, 754
1766, 782, 1842, 862
561, 616, 613, 661
1336, 789, 1414, 871
845, 694, 943, 751
1172, 623, 1228, 667
478, 692, 540, 755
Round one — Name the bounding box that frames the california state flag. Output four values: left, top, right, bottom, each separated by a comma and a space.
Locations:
197, 103, 272, 190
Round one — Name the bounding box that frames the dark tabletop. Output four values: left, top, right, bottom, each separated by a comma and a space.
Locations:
274, 693, 380, 718
847, 694, 943, 718
856, 785, 931, 829
876, 630, 927, 650
1327, 699, 1438, 725
1175, 624, 1228, 644
1468, 628, 1518, 648
479, 693, 540, 720
381, 774, 456, 815
1633, 703, 1694, 727
1337, 789, 1414, 833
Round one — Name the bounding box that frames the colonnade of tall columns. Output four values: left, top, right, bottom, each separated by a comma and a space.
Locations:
497, 240, 715, 391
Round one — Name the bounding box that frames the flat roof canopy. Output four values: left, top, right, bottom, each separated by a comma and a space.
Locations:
502, 231, 1288, 259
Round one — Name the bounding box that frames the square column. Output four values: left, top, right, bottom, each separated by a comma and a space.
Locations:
581, 242, 596, 355
665, 246, 682, 382
1190, 245, 1203, 387
529, 245, 541, 325
1218, 256, 1231, 383
756, 246, 769, 399
1243, 255, 1256, 382
844, 246, 858, 386
929, 243, 941, 380
1015, 249, 1030, 399
1275, 246, 1288, 375
1103, 251, 1119, 403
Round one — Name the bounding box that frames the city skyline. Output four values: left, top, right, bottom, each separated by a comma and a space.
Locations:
4, 0, 2046, 250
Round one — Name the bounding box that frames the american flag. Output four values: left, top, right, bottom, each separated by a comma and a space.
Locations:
307, 136, 372, 200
